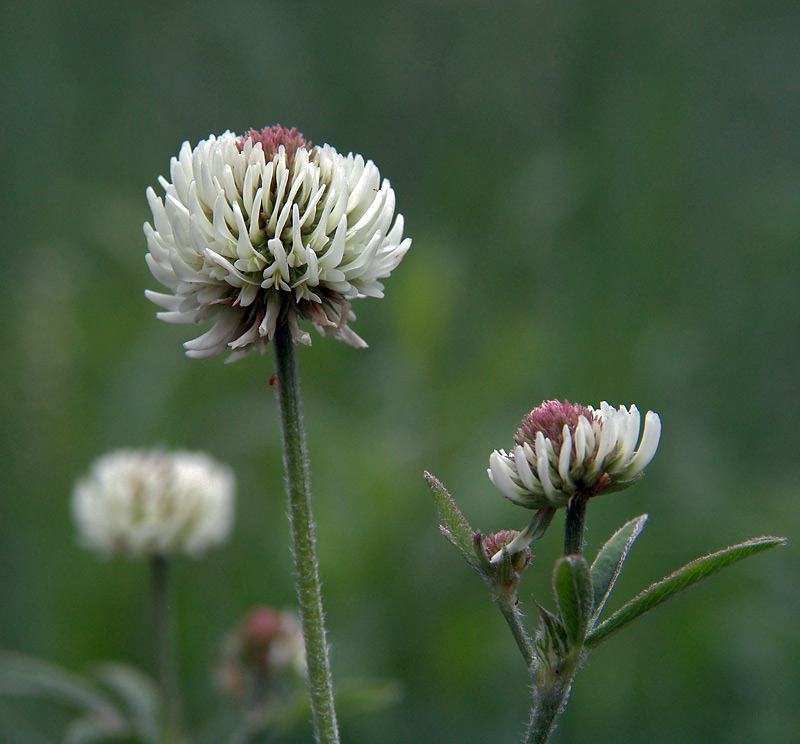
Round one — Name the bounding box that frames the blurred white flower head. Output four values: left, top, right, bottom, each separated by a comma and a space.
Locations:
488, 400, 660, 558
72, 449, 235, 558
144, 125, 411, 361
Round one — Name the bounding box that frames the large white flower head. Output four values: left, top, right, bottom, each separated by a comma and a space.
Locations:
488, 400, 661, 558
144, 125, 411, 361
72, 449, 235, 558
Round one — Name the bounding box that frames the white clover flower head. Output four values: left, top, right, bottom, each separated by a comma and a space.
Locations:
487, 400, 660, 560
144, 125, 411, 361
72, 449, 235, 558
489, 400, 661, 510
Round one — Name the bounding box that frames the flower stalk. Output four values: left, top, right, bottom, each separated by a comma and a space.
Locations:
493, 592, 536, 669
272, 321, 340, 744
151, 555, 184, 744
563, 492, 589, 556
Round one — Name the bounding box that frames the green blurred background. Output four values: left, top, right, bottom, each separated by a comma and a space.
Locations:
1, 0, 798, 741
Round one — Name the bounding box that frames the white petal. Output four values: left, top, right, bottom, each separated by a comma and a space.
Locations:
558, 425, 575, 489
535, 432, 557, 501
488, 451, 529, 505
574, 417, 589, 466
513, 445, 538, 492
625, 411, 661, 478
613, 405, 641, 472
591, 406, 619, 475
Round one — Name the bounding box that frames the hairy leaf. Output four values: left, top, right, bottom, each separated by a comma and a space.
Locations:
0, 651, 120, 723
553, 555, 593, 647
92, 663, 159, 744
585, 536, 787, 648
590, 514, 648, 626
425, 471, 478, 566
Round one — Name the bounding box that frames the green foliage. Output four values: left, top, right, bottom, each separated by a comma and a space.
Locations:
589, 515, 648, 625
426, 471, 482, 572
0, 651, 157, 744
585, 536, 787, 648
552, 556, 593, 648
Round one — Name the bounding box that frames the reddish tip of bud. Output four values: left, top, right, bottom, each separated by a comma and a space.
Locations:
483, 530, 532, 572
240, 606, 285, 666
238, 124, 311, 164
482, 530, 517, 557
514, 399, 594, 450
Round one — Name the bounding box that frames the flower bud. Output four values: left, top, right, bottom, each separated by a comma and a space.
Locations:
483, 530, 532, 573
216, 606, 306, 708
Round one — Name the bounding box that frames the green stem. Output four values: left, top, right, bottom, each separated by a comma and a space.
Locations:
524, 662, 580, 744
493, 593, 535, 669
563, 493, 589, 556
524, 491, 590, 743
273, 323, 340, 744
151, 555, 184, 743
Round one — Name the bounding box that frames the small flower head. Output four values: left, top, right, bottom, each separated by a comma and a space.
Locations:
489, 400, 661, 511
216, 606, 306, 707
239, 606, 306, 675
144, 125, 411, 361
72, 449, 235, 558
483, 530, 532, 572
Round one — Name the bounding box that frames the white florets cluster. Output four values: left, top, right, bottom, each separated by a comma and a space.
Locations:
489, 400, 661, 511
144, 126, 411, 360
487, 400, 661, 560
72, 449, 235, 558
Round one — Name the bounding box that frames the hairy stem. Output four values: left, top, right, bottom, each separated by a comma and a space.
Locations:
273, 323, 340, 744
524, 665, 578, 744
493, 593, 536, 670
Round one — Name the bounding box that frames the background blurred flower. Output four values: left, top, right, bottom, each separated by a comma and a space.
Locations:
72, 449, 235, 558
144, 126, 411, 360
216, 606, 306, 709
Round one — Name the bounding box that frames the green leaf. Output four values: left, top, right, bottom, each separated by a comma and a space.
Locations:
534, 601, 569, 662
64, 715, 137, 744
0, 651, 121, 723
425, 471, 478, 565
589, 514, 648, 626
552, 555, 593, 647
91, 664, 159, 744
585, 535, 787, 648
